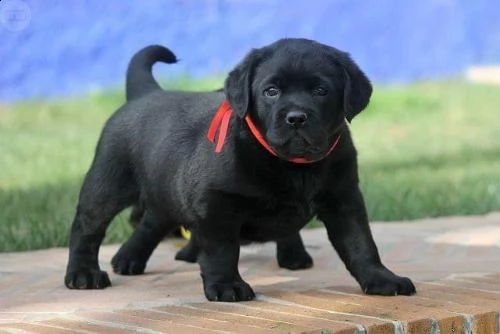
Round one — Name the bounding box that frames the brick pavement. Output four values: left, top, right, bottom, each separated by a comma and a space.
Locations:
0, 213, 499, 333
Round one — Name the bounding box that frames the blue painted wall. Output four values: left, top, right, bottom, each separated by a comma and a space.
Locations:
1, 0, 499, 101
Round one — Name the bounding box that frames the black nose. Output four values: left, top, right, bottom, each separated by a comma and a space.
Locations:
285, 111, 308, 127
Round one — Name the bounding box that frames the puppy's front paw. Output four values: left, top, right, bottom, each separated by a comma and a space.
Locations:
277, 249, 313, 271
360, 267, 416, 296
111, 252, 146, 275
64, 269, 111, 289
203, 280, 256, 302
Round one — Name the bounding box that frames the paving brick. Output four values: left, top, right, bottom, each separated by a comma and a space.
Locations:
187, 302, 347, 333
268, 289, 477, 334
327, 287, 500, 333
381, 239, 424, 263
0, 322, 81, 333
233, 299, 376, 333
154, 304, 294, 333
411, 288, 498, 316
42, 317, 138, 333
416, 282, 500, 303
465, 245, 497, 258
439, 317, 465, 334
262, 292, 396, 334
403, 318, 433, 334
465, 273, 500, 285
472, 312, 498, 334
320, 287, 500, 329
77, 310, 217, 333
436, 278, 500, 292
120, 308, 276, 334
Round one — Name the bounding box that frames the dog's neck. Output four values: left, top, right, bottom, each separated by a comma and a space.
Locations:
208, 100, 342, 164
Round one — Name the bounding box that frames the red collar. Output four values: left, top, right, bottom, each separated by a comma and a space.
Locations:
207, 100, 341, 164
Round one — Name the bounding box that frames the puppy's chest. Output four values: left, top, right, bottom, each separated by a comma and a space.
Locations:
239, 168, 325, 241
241, 195, 317, 242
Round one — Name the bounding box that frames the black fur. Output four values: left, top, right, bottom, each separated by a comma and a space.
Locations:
64, 38, 416, 301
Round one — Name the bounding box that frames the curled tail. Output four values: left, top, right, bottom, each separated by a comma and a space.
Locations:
126, 45, 177, 101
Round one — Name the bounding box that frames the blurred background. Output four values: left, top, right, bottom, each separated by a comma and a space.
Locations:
2, 0, 500, 100
1, 0, 499, 252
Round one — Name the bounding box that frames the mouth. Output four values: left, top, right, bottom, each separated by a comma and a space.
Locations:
273, 134, 329, 161
267, 123, 345, 163
253, 116, 347, 163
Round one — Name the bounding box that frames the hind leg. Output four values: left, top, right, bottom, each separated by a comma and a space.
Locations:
176, 231, 314, 270
65, 161, 138, 289
128, 201, 145, 228
112, 208, 172, 275
276, 232, 313, 270
175, 233, 200, 263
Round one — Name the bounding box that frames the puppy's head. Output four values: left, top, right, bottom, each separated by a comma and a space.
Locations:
224, 38, 372, 161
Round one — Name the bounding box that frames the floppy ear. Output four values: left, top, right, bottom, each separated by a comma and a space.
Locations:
339, 53, 373, 122
224, 49, 262, 118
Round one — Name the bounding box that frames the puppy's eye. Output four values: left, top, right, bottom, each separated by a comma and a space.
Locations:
312, 87, 328, 96
264, 87, 281, 98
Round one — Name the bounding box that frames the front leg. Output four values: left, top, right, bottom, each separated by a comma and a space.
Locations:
197, 223, 255, 302
317, 186, 416, 296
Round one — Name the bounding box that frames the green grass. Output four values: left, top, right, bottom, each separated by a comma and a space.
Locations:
1, 79, 499, 252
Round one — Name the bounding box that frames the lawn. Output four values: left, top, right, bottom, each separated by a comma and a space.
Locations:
1, 80, 499, 252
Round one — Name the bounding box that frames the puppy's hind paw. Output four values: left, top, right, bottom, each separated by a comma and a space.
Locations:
277, 250, 313, 271
175, 249, 197, 263
111, 252, 147, 275
203, 280, 256, 302
174, 237, 199, 263
64, 270, 111, 289
174, 246, 198, 263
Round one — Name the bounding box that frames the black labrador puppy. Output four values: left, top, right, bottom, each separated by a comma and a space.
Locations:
64, 38, 416, 302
